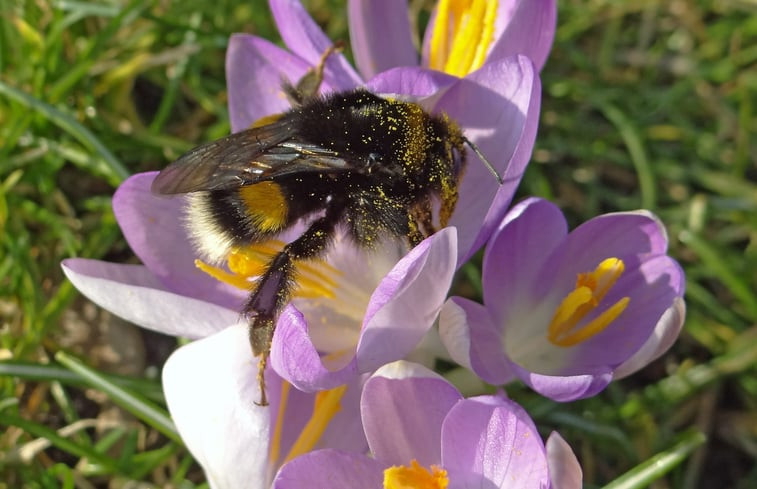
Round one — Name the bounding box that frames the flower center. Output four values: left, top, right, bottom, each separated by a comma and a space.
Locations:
547, 258, 630, 347
429, 0, 498, 77
269, 382, 348, 467
195, 240, 340, 299
384, 460, 449, 489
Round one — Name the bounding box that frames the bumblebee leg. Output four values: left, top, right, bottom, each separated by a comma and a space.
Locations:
414, 195, 437, 237
244, 206, 342, 405
406, 215, 424, 247
405, 196, 437, 247
283, 41, 345, 105
439, 176, 459, 228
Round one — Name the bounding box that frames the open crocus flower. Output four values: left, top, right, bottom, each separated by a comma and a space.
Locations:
228, 0, 542, 263
62, 172, 459, 392
439, 198, 687, 401
273, 361, 582, 489
349, 0, 556, 78
163, 323, 367, 489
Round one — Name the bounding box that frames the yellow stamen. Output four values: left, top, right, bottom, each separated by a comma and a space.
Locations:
194, 241, 341, 300
429, 0, 499, 77
548, 258, 630, 347
284, 384, 348, 463
429, 0, 452, 71
194, 259, 252, 290
384, 460, 449, 489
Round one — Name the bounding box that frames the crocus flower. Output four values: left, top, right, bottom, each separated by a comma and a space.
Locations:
439, 198, 686, 401
162, 323, 367, 489
228, 0, 543, 263
349, 0, 556, 78
273, 360, 582, 489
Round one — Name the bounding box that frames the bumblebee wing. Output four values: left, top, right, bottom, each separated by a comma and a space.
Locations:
151, 121, 296, 194
151, 122, 351, 194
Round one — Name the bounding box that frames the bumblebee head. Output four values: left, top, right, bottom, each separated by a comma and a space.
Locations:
431, 110, 502, 186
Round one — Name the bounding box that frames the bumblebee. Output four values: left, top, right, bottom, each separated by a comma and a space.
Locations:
152, 49, 499, 405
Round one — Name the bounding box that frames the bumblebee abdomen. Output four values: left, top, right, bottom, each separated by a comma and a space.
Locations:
238, 181, 289, 233
185, 182, 290, 263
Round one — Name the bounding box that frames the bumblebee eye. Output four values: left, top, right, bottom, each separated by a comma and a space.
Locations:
452, 147, 465, 176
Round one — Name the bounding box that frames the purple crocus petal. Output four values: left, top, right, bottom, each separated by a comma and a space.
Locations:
441, 396, 549, 488
270, 306, 359, 392
113, 172, 244, 311
61, 259, 236, 338
487, 0, 557, 71
614, 297, 686, 379
518, 366, 614, 402
439, 297, 514, 384
226, 34, 312, 132
273, 449, 384, 489
418, 5, 437, 68
543, 211, 670, 290
272, 229, 457, 391
355, 227, 457, 372
314, 374, 369, 454
483, 198, 567, 321
361, 361, 462, 466
365, 66, 458, 100
348, 0, 417, 79
262, 371, 367, 468
269, 0, 361, 91
436, 55, 540, 262
163, 324, 273, 489
546, 432, 583, 489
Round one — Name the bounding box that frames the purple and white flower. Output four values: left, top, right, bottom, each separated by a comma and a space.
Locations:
440, 197, 686, 401
273, 361, 582, 489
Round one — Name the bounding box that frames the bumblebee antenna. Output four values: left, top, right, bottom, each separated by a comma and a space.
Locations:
463, 136, 503, 185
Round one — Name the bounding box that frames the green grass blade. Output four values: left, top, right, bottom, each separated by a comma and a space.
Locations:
596, 100, 657, 210
601, 431, 706, 489
55, 352, 180, 443
0, 412, 119, 471
0, 361, 165, 404
0, 81, 129, 185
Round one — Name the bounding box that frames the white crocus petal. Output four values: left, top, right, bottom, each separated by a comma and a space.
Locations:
163, 324, 272, 489
502, 292, 568, 373
61, 259, 237, 339
546, 432, 583, 489
372, 359, 445, 382
438, 298, 474, 370
291, 233, 406, 355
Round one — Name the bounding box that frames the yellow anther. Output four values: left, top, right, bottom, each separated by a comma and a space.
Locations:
548, 258, 630, 347
194, 259, 253, 290
284, 384, 348, 463
429, 0, 499, 77
384, 460, 449, 489
227, 241, 284, 276
194, 241, 341, 300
